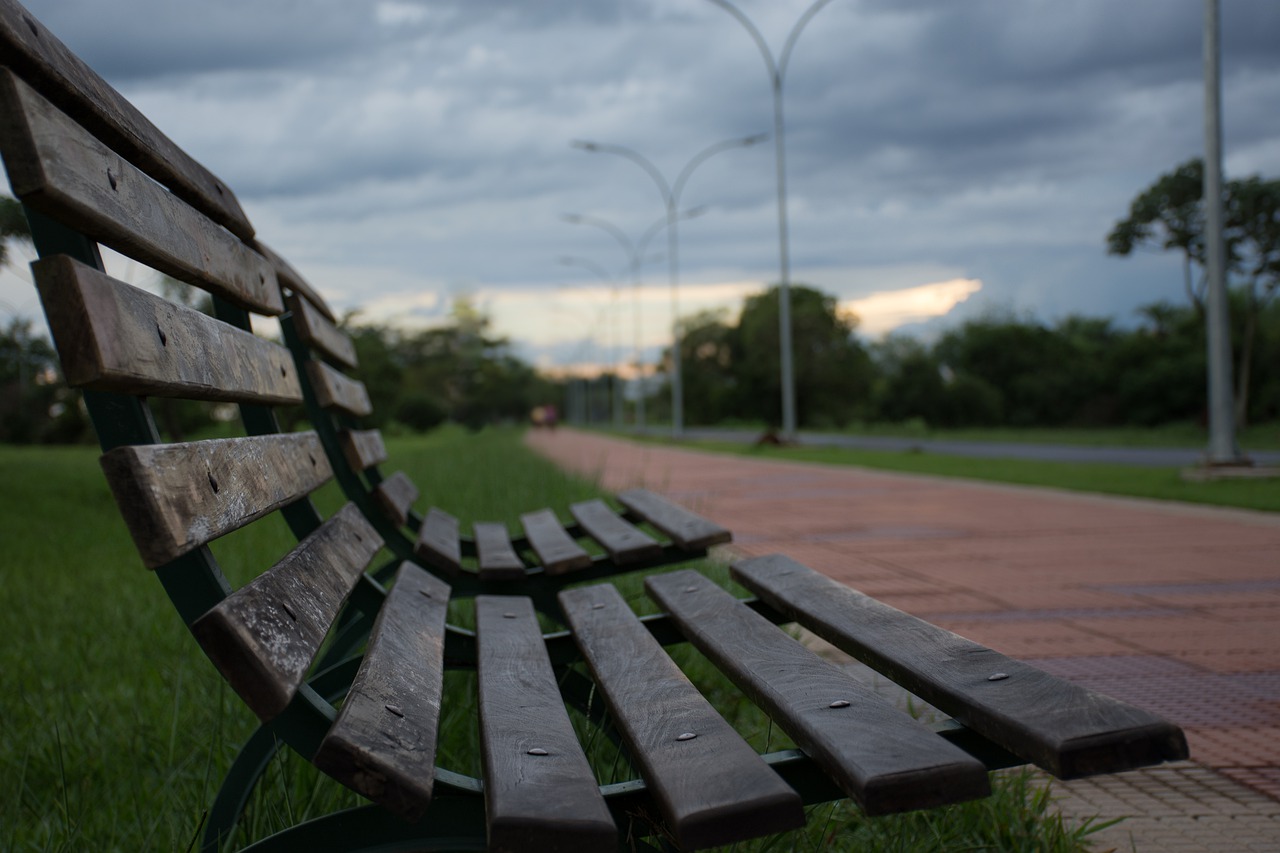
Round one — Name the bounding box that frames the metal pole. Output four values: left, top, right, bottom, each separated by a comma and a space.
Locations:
571, 136, 764, 437
1202, 0, 1243, 465
704, 0, 837, 439
771, 74, 796, 438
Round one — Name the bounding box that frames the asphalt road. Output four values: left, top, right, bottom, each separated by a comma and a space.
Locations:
674, 426, 1280, 468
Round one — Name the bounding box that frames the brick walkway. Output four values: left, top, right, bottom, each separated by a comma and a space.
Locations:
526, 428, 1280, 851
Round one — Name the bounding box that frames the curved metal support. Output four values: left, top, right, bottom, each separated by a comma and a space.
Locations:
203, 725, 285, 853
237, 797, 488, 853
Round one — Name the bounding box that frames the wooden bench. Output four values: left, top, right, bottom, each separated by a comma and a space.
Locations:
276, 277, 734, 610
0, 1, 1189, 850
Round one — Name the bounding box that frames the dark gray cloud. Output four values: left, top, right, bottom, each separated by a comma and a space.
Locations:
7, 0, 1280, 368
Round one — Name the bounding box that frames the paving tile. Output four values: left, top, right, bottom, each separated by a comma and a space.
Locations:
524, 427, 1280, 849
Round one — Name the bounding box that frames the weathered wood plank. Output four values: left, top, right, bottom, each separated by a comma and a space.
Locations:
0, 2, 254, 239
0, 70, 280, 314
100, 432, 333, 569
733, 554, 1190, 779
314, 563, 450, 821
190, 503, 383, 720
474, 522, 525, 581
285, 291, 357, 370
520, 508, 592, 575
33, 255, 300, 404
476, 596, 616, 852
372, 472, 418, 528
306, 360, 372, 418
569, 499, 662, 566
338, 429, 388, 472
617, 488, 732, 550
646, 570, 989, 815
560, 583, 804, 849
414, 507, 461, 576
258, 241, 336, 321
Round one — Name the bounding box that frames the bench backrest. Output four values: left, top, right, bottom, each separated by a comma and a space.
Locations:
0, 0, 395, 792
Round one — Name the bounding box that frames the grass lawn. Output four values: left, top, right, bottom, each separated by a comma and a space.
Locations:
632, 436, 1280, 514
2, 428, 1113, 851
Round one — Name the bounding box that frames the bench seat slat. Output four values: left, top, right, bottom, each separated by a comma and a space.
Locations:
372, 472, 418, 528
191, 503, 383, 720
559, 584, 804, 850
617, 489, 731, 551
0, 70, 280, 314
0, 3, 254, 239
520, 508, 592, 575
100, 432, 333, 569
414, 507, 461, 576
33, 255, 301, 405
285, 291, 358, 370
314, 563, 450, 821
476, 596, 616, 852
569, 499, 662, 566
646, 570, 990, 815
474, 522, 525, 581
733, 554, 1190, 779
339, 429, 388, 472
306, 360, 373, 418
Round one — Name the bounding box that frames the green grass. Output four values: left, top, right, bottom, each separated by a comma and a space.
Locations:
632, 437, 1280, 514
1, 429, 1113, 851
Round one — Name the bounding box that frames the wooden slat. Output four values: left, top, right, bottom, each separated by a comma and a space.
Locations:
258, 241, 336, 321
190, 503, 383, 720
314, 563, 450, 821
100, 432, 333, 569
474, 522, 525, 581
33, 255, 300, 404
476, 596, 616, 852
0, 1, 254, 239
520, 508, 592, 575
339, 428, 388, 472
414, 508, 461, 576
0, 70, 280, 314
559, 584, 803, 850
734, 554, 1190, 779
646, 570, 990, 815
569, 499, 662, 566
617, 488, 732, 550
306, 360, 372, 418
372, 472, 418, 528
285, 291, 357, 370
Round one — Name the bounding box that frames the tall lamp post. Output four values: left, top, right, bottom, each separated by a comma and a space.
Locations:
562, 210, 706, 431
704, 0, 840, 439
571, 134, 766, 436
1202, 0, 1245, 466
559, 256, 625, 428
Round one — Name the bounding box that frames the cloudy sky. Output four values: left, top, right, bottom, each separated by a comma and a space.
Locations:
3, 0, 1280, 375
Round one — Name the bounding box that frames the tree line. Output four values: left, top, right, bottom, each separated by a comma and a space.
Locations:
1, 156, 1275, 442
649, 283, 1280, 431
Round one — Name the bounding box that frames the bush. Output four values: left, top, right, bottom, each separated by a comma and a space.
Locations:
395, 393, 448, 433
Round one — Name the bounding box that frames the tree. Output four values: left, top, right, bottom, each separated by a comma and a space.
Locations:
727, 284, 873, 429
1108, 161, 1280, 425
1107, 160, 1209, 314
0, 195, 32, 269
1224, 176, 1280, 423
662, 309, 737, 426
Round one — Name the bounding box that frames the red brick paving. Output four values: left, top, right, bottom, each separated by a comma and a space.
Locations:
527, 429, 1280, 846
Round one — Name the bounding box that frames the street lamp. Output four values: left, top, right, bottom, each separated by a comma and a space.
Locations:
704, 0, 841, 439
571, 134, 766, 437
562, 209, 706, 432
559, 256, 625, 428
1201, 0, 1245, 466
